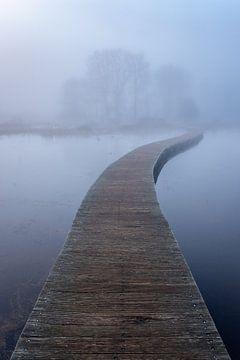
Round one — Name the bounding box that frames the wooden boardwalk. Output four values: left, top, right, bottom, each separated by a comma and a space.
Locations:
11, 132, 230, 359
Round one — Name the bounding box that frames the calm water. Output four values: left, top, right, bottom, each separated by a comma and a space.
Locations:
0, 130, 239, 359
157, 130, 240, 359
0, 131, 176, 359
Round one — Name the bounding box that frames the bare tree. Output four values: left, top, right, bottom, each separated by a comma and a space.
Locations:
86, 49, 150, 125
60, 52, 199, 130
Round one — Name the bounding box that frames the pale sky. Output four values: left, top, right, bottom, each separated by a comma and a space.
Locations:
0, 0, 240, 120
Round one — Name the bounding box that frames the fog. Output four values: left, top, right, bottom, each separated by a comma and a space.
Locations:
0, 0, 240, 128
1, 2, 240, 358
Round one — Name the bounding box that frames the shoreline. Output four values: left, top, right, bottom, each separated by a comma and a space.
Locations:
0, 122, 237, 138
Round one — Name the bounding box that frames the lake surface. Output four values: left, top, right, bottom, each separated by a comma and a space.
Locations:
0, 130, 239, 359
157, 130, 240, 359
0, 131, 177, 359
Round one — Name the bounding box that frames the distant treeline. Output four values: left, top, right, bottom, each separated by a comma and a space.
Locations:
60, 49, 199, 129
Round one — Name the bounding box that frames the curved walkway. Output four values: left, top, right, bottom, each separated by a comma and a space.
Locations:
11, 132, 230, 359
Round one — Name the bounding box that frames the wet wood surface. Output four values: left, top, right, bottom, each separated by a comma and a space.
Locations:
11, 133, 230, 359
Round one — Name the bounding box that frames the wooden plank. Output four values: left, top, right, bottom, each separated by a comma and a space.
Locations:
11, 132, 230, 359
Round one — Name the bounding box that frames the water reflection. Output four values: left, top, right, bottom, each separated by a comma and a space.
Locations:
0, 131, 177, 359
157, 130, 240, 359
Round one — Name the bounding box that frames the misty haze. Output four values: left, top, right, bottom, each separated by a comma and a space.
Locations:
0, 1, 239, 359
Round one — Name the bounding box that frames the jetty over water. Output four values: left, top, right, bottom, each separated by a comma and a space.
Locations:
12, 132, 230, 359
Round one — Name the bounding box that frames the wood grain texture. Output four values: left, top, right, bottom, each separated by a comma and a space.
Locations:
11, 132, 230, 359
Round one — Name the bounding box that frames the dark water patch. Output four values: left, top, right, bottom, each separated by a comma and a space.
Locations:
157, 130, 240, 359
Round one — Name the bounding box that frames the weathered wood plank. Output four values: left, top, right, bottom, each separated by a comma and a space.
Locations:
11, 132, 230, 359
